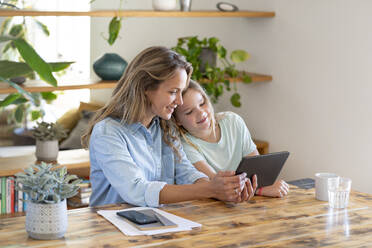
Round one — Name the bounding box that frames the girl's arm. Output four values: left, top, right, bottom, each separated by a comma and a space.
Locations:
247, 150, 290, 198
193, 160, 217, 179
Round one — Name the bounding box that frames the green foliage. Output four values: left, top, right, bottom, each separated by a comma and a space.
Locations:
172, 36, 251, 107
0, 10, 73, 126
32, 121, 67, 141
108, 17, 122, 45
15, 162, 82, 204
95, 0, 124, 46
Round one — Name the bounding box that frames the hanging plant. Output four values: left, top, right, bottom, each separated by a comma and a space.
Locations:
172, 36, 252, 107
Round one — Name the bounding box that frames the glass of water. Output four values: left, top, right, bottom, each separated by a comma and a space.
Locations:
328, 177, 352, 208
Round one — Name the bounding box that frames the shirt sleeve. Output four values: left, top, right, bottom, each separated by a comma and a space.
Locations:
174, 140, 208, 185
90, 128, 166, 207
234, 113, 257, 156
181, 139, 206, 164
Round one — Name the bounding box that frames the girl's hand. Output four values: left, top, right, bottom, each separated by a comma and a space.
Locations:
260, 180, 289, 198
240, 174, 258, 202
210, 171, 247, 202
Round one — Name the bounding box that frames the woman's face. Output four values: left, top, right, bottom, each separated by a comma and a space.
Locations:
174, 88, 212, 135
145, 68, 187, 124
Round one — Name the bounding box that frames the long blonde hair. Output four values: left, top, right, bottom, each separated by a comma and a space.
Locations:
81, 46, 193, 159
173, 80, 219, 151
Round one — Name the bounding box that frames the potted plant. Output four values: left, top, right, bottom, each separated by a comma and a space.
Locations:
32, 122, 67, 162
15, 162, 82, 240
172, 36, 251, 107
90, 0, 128, 80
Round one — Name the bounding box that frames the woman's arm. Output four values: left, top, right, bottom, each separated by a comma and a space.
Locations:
159, 171, 254, 204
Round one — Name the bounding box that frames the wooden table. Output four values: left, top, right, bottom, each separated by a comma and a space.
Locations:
1, 186, 372, 247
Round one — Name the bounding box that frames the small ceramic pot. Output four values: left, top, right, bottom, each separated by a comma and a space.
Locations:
93, 53, 128, 81
35, 139, 59, 162
152, 0, 177, 11
26, 199, 68, 240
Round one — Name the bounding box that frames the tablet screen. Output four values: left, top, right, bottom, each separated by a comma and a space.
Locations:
236, 151, 289, 188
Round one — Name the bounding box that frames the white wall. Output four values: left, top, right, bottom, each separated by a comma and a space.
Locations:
90, 0, 372, 194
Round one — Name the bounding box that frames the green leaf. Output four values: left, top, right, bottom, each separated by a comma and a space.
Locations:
0, 35, 16, 43
49, 62, 74, 72
0, 60, 73, 79
14, 104, 24, 123
2, 42, 13, 54
0, 76, 37, 105
0, 93, 21, 107
108, 17, 121, 46
31, 110, 42, 121
41, 92, 57, 101
12, 97, 28, 105
12, 38, 57, 86
34, 19, 50, 36
0, 17, 12, 36
230, 93, 241, 107
9, 24, 24, 37
0, 60, 32, 78
242, 73, 252, 83
230, 50, 250, 63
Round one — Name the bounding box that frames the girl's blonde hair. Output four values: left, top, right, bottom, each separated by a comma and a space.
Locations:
81, 46, 193, 159
173, 80, 220, 151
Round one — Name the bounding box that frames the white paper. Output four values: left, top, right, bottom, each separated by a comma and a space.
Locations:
97, 207, 202, 236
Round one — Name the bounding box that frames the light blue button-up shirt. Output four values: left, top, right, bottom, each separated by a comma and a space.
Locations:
89, 116, 207, 207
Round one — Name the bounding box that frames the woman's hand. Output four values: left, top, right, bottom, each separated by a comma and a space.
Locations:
209, 171, 247, 202
260, 180, 289, 198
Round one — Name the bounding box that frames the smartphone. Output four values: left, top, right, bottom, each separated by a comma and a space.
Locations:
116, 210, 158, 225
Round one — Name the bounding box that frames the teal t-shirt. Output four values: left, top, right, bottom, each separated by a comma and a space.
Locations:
181, 112, 257, 172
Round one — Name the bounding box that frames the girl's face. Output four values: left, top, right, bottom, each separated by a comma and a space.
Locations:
174, 88, 212, 135
145, 68, 187, 125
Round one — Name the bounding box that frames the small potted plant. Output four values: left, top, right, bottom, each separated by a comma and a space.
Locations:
15, 162, 82, 240
32, 121, 67, 162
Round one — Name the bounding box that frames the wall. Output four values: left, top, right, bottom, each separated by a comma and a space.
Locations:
90, 0, 372, 194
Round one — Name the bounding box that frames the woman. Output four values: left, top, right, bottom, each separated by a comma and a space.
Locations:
81, 46, 256, 207
173, 80, 289, 197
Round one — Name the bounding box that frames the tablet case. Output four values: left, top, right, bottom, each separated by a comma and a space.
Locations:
236, 151, 290, 188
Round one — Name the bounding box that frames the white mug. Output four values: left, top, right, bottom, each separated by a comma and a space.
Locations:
315, 173, 339, 201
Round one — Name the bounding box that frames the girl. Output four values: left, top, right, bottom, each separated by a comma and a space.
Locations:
81, 47, 256, 207
173, 80, 289, 198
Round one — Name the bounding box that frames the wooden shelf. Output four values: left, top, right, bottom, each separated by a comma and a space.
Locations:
0, 149, 89, 177
199, 72, 272, 84
0, 80, 116, 94
0, 72, 272, 94
0, 10, 275, 18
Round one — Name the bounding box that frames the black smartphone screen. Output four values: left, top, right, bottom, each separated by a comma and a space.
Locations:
116, 210, 158, 225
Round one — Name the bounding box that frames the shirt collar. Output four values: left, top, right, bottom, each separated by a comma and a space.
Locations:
127, 116, 160, 134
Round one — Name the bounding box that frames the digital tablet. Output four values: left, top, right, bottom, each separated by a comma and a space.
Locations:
236, 151, 290, 188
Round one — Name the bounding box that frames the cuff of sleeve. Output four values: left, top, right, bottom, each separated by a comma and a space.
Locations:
144, 181, 167, 207
189, 171, 208, 184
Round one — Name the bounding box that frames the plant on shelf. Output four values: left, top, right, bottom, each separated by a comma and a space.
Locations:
90, 0, 128, 81
90, 0, 123, 46
0, 0, 73, 129
172, 36, 252, 107
32, 121, 67, 162
15, 162, 82, 240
